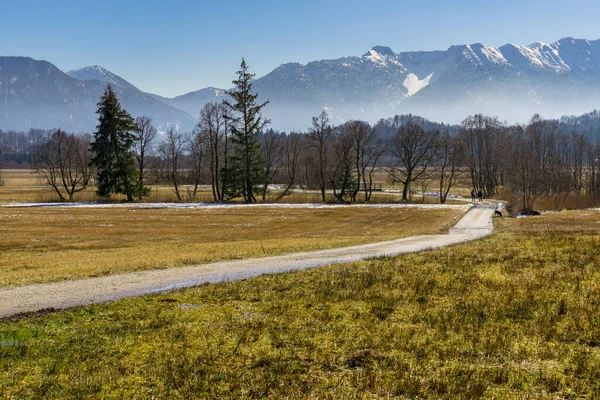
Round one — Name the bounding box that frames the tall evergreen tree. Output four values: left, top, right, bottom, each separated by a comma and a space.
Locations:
222, 59, 269, 203
90, 85, 145, 201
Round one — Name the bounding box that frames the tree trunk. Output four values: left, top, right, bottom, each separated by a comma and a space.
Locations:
402, 178, 410, 201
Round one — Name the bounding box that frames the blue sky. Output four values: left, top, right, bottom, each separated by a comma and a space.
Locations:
2, 0, 599, 97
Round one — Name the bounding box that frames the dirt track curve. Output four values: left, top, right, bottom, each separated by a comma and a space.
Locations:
0, 204, 494, 319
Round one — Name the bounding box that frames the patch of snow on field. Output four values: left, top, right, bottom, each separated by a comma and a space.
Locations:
1, 202, 471, 211
422, 191, 461, 198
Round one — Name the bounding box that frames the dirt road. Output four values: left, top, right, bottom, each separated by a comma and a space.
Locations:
0, 204, 494, 319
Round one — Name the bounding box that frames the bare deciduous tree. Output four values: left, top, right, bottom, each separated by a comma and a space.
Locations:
308, 111, 333, 202
438, 130, 464, 204
186, 132, 205, 201
198, 102, 228, 201
34, 130, 91, 201
571, 132, 589, 195
326, 127, 355, 203
276, 133, 303, 201
134, 116, 157, 199
387, 121, 439, 201
588, 143, 600, 201
297, 135, 318, 190
260, 130, 283, 201
345, 120, 386, 202
158, 128, 185, 201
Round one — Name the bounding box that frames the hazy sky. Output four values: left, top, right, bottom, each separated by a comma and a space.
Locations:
2, 0, 599, 97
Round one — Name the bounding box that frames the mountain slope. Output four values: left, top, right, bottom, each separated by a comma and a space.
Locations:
0, 57, 196, 132
67, 65, 141, 92
401, 38, 600, 122
165, 87, 226, 118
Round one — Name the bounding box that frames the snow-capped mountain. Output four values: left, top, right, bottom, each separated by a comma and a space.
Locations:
2, 37, 600, 132
396, 38, 600, 123
249, 45, 418, 128
169, 37, 600, 130
67, 65, 141, 92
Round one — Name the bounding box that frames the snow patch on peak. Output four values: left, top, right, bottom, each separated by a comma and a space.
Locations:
460, 43, 509, 66
365, 48, 402, 67
68, 65, 109, 76
479, 45, 508, 64
67, 65, 140, 91
403, 73, 432, 96
498, 42, 569, 72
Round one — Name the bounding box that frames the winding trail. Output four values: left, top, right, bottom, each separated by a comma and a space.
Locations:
0, 204, 494, 319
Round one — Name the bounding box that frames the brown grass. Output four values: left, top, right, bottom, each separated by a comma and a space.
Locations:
0, 169, 473, 204
0, 205, 464, 287
527, 194, 600, 211
495, 185, 600, 212
497, 208, 600, 233
0, 169, 39, 187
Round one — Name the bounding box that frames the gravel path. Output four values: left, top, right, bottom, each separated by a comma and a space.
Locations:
0, 204, 494, 319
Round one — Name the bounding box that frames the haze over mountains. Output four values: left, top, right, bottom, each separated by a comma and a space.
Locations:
1, 37, 600, 133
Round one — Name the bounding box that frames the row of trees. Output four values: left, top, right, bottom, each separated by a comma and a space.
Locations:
155, 108, 462, 204
0, 128, 51, 168
146, 110, 600, 208
453, 114, 600, 208
506, 115, 599, 208
33, 107, 600, 208
29, 59, 600, 208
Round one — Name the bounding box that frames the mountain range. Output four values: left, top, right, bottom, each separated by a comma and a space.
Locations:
1, 37, 600, 133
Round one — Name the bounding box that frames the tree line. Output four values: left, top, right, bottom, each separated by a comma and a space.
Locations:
25, 59, 600, 209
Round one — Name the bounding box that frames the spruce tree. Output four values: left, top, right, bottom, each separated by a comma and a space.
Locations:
222, 59, 269, 203
90, 85, 144, 201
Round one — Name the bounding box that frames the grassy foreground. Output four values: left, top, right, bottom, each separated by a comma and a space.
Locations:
0, 206, 463, 287
1, 210, 600, 398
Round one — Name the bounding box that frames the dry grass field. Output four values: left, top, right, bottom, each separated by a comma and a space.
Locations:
1, 210, 599, 398
0, 169, 471, 204
0, 205, 465, 287
0, 169, 215, 203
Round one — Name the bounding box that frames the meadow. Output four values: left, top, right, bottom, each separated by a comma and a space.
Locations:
1, 210, 600, 398
0, 168, 468, 204
0, 205, 464, 287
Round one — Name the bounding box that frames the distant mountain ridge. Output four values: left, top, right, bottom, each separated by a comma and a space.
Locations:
0, 57, 196, 132
1, 37, 600, 132
171, 37, 600, 129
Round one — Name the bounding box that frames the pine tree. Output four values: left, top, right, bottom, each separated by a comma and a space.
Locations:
222, 59, 269, 203
90, 85, 145, 201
